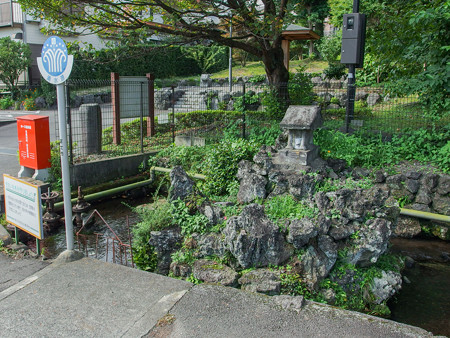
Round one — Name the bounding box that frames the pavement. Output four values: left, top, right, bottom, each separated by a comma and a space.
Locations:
0, 250, 434, 338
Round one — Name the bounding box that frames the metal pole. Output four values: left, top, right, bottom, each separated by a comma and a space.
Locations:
345, 0, 360, 133
345, 65, 356, 133
57, 83, 74, 250
171, 86, 175, 144
66, 83, 73, 164
242, 83, 246, 139
140, 82, 144, 153
14, 227, 19, 244
229, 14, 233, 92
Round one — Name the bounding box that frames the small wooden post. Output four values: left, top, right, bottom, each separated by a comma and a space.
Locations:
111, 72, 121, 145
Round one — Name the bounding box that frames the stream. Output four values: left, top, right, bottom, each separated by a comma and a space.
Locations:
41, 198, 450, 336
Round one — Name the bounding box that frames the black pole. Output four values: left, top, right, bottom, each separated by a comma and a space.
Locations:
171, 85, 175, 144
345, 0, 360, 133
345, 65, 356, 133
242, 82, 246, 139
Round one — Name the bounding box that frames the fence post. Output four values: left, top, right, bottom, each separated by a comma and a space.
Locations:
111, 72, 121, 145
171, 85, 175, 144
242, 82, 246, 139
140, 82, 144, 153
146, 73, 155, 137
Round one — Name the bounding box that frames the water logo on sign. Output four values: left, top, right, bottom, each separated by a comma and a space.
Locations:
42, 37, 68, 75
37, 36, 73, 85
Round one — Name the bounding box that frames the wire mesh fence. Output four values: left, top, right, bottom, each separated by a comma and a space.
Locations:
36, 76, 447, 163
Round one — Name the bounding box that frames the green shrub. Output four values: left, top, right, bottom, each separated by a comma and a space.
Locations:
315, 127, 450, 172
0, 96, 13, 109
170, 199, 209, 236
265, 195, 318, 228
198, 138, 259, 196
131, 200, 172, 271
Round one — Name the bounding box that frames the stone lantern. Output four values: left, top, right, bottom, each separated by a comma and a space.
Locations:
273, 105, 323, 168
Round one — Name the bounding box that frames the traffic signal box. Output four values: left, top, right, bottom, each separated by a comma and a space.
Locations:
16, 115, 51, 170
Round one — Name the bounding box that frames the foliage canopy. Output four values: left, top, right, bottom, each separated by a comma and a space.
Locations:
0, 37, 31, 97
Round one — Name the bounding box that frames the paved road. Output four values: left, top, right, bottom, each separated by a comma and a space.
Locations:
0, 252, 433, 338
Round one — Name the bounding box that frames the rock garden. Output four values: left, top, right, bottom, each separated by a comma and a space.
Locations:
130, 107, 449, 318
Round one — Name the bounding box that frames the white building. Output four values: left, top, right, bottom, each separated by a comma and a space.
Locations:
0, 0, 110, 85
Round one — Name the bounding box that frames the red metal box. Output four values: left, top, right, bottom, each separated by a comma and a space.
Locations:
16, 115, 51, 169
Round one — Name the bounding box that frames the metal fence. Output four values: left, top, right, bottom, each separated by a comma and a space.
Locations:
36, 77, 447, 163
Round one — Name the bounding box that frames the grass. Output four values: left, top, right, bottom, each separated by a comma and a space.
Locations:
212, 59, 327, 78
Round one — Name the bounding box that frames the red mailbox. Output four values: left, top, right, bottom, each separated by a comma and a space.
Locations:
16, 115, 51, 170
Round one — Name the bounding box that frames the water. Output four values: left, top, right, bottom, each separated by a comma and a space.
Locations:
42, 196, 147, 261
389, 238, 450, 336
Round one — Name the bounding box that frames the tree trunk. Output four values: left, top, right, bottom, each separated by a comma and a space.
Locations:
262, 46, 290, 86
261, 46, 291, 115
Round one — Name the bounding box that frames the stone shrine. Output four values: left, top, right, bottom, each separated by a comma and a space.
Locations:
272, 105, 323, 169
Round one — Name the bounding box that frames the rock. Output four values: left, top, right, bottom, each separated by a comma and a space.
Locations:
373, 170, 386, 183
238, 269, 281, 295
410, 203, 431, 213
344, 218, 392, 267
169, 166, 197, 202
34, 97, 47, 108
432, 194, 450, 215
394, 216, 422, 238
415, 188, 432, 205
169, 262, 192, 278
253, 147, 273, 174
427, 222, 450, 240
237, 172, 267, 204
287, 217, 319, 249
404, 256, 415, 268
197, 233, 226, 257
272, 295, 305, 313
316, 92, 332, 103
355, 91, 368, 101
54, 250, 84, 264
149, 227, 182, 275
421, 174, 439, 191
405, 171, 422, 180
437, 175, 450, 195
329, 222, 359, 241
318, 235, 338, 272
367, 93, 381, 106
193, 259, 238, 286
320, 288, 336, 304
223, 204, 292, 268
200, 74, 212, 87
370, 271, 402, 304
326, 159, 347, 173
405, 179, 420, 194
288, 173, 319, 201
199, 202, 224, 226
298, 243, 335, 290
352, 167, 370, 179
0, 225, 12, 246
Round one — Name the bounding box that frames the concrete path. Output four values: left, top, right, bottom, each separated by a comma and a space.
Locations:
0, 253, 433, 338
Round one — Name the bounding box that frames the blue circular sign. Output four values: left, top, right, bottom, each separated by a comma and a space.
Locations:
41, 36, 68, 76
38, 36, 73, 84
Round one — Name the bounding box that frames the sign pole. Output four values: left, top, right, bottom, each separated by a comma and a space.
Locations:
56, 83, 74, 250
37, 36, 75, 251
